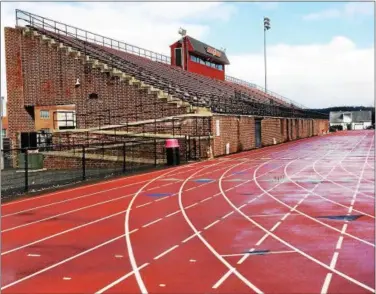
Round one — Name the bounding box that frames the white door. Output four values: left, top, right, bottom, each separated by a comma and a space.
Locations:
353, 124, 363, 130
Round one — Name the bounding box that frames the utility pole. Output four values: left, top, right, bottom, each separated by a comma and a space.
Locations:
263, 17, 271, 94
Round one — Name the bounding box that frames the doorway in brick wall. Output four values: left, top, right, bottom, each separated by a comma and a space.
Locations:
255, 119, 262, 148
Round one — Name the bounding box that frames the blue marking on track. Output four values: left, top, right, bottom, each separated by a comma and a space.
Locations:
145, 193, 173, 197
232, 171, 247, 175
193, 179, 215, 183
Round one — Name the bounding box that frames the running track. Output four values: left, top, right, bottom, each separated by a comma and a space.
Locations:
1, 130, 375, 293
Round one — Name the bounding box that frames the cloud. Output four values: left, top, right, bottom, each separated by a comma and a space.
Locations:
255, 2, 279, 11
303, 2, 374, 21
226, 36, 374, 108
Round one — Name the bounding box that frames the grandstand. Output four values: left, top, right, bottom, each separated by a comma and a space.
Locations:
3, 10, 329, 196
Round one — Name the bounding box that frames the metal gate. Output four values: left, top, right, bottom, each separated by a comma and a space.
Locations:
255, 120, 262, 148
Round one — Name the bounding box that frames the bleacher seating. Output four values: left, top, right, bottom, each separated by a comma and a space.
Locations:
29, 25, 296, 117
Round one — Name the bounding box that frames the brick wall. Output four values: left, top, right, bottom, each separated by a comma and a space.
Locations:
212, 115, 255, 156
5, 27, 187, 148
5, 28, 35, 150
261, 118, 284, 146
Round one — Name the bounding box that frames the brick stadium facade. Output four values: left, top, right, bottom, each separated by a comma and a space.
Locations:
4, 11, 329, 171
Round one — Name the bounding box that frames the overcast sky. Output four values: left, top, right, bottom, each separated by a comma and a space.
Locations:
1, 1, 374, 109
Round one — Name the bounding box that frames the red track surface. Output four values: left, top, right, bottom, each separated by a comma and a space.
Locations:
1, 130, 375, 293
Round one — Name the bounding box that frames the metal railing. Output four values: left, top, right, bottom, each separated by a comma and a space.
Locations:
226, 75, 306, 109
16, 9, 171, 64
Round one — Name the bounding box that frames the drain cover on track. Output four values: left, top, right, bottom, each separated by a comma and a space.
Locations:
316, 215, 363, 221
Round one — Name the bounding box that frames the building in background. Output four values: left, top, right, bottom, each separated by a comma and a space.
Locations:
329, 110, 372, 130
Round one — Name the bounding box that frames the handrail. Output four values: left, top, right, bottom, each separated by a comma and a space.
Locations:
15, 9, 171, 65
225, 75, 306, 109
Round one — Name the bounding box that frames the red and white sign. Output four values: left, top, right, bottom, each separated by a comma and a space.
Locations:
205, 47, 221, 58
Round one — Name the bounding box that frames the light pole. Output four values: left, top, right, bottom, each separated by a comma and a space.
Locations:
263, 17, 271, 94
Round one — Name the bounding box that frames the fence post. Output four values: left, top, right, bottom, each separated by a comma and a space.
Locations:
82, 146, 86, 180
24, 148, 29, 192
185, 135, 188, 162
198, 135, 201, 160
123, 142, 126, 173
154, 138, 157, 167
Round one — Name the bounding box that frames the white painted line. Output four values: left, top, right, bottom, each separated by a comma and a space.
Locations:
200, 196, 212, 203
182, 232, 201, 243
179, 164, 263, 293
159, 284, 166, 287
223, 250, 295, 257
95, 263, 149, 294
1, 233, 127, 290
204, 220, 220, 230
2, 209, 128, 256
341, 224, 348, 234
155, 197, 169, 202
212, 268, 235, 289
350, 199, 355, 206
165, 210, 180, 218
115, 255, 123, 258
237, 248, 255, 265
321, 273, 333, 294
348, 206, 353, 213
330, 252, 339, 269
238, 203, 247, 209
154, 245, 179, 260
255, 234, 269, 246
185, 203, 198, 209
189, 259, 196, 263
281, 212, 291, 221
27, 254, 40, 257
63, 277, 71, 281
142, 218, 162, 228
336, 236, 344, 250
136, 201, 152, 208
270, 221, 282, 232
222, 211, 234, 219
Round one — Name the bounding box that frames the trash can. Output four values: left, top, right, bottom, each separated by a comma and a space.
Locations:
165, 139, 180, 166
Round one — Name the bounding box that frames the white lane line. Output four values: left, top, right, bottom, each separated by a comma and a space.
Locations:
136, 201, 152, 208
255, 234, 269, 246
124, 163, 200, 294
222, 211, 234, 219
330, 252, 339, 269
348, 206, 353, 213
2, 209, 127, 256
212, 268, 235, 289
2, 180, 149, 218
178, 164, 263, 293
341, 224, 348, 234
63, 277, 71, 280
142, 218, 162, 228
204, 220, 220, 230
219, 154, 375, 292
153, 245, 179, 260
200, 196, 212, 203
238, 203, 247, 209
281, 212, 291, 221
270, 221, 281, 232
1, 231, 136, 290
165, 210, 180, 218
182, 232, 201, 244
321, 273, 333, 294
185, 203, 198, 209
95, 263, 149, 294
222, 250, 295, 257
155, 197, 169, 202
336, 236, 344, 250
237, 248, 254, 264
27, 254, 40, 257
